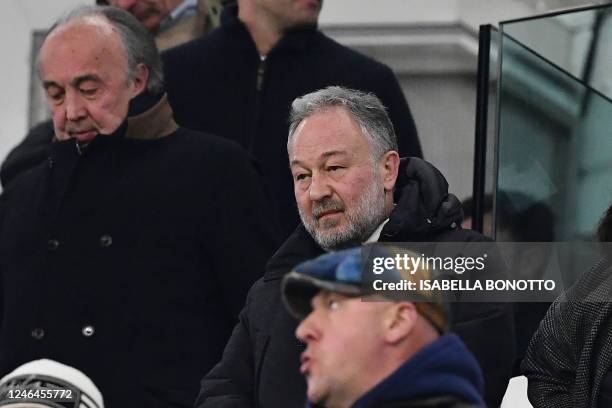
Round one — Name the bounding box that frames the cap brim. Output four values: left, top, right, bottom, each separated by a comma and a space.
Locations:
282, 271, 361, 319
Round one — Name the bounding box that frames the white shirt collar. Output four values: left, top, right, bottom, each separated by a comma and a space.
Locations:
363, 218, 389, 244
169, 0, 198, 21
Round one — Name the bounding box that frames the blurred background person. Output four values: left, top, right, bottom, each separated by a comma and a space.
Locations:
282, 246, 486, 408
99, 0, 230, 51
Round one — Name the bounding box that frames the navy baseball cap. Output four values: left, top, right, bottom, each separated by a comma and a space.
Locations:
282, 245, 449, 333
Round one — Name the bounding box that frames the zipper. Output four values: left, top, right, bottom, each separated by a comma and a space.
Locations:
256, 55, 267, 91
250, 55, 267, 152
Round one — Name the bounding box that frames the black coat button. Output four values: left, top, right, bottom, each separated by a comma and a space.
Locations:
99, 235, 112, 247
47, 239, 60, 250
31, 328, 45, 340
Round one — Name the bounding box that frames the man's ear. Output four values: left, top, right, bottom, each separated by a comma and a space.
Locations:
379, 151, 400, 192
131, 63, 149, 97
383, 302, 417, 344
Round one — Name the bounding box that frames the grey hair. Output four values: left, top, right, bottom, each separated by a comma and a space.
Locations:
287, 86, 398, 159
42, 5, 164, 95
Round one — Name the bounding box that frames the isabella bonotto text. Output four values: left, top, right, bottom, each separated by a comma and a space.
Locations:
372, 279, 556, 291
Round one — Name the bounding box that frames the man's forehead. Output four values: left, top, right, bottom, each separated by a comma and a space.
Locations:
46, 15, 117, 44
289, 109, 370, 161
40, 16, 126, 79
290, 149, 350, 167
297, 106, 359, 131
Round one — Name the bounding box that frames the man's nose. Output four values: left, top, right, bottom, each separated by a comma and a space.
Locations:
308, 175, 332, 202
64, 93, 87, 122
296, 313, 319, 343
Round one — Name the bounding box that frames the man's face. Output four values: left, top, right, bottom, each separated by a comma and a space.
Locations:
256, 0, 322, 30
109, 0, 180, 32
296, 291, 386, 407
39, 18, 145, 144
289, 107, 389, 250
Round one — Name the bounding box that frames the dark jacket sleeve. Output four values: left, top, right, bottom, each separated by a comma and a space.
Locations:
196, 283, 259, 407
372, 65, 422, 159
207, 145, 282, 318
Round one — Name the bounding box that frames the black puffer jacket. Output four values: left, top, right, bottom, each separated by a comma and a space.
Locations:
197, 158, 515, 408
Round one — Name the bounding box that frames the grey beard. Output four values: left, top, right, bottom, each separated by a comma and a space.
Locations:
299, 178, 388, 251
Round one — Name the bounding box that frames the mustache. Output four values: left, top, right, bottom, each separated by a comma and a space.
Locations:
312, 198, 344, 218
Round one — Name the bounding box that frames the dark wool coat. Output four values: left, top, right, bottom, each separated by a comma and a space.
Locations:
196, 158, 515, 408
0, 124, 281, 407
162, 5, 422, 238
522, 256, 612, 408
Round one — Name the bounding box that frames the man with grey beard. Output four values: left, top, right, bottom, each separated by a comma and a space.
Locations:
288, 88, 396, 251
196, 86, 515, 408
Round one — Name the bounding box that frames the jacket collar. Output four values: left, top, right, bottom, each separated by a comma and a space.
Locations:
126, 93, 178, 140
221, 4, 318, 54
305, 335, 484, 408
381, 157, 463, 240
348, 334, 484, 408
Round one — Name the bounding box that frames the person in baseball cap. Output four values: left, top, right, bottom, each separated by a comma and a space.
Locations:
282, 245, 485, 408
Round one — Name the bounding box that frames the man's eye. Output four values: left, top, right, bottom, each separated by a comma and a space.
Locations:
80, 88, 97, 96
328, 166, 344, 172
327, 299, 339, 310
48, 93, 64, 103
295, 174, 310, 181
